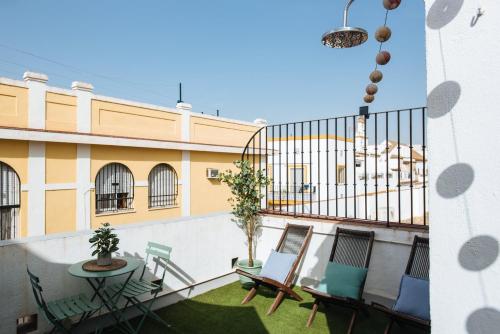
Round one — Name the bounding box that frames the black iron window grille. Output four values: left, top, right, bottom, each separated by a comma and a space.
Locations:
95, 163, 134, 214
148, 163, 178, 208
0, 161, 20, 240
242, 107, 428, 228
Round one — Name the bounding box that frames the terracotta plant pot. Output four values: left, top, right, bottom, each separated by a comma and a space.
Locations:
97, 253, 112, 266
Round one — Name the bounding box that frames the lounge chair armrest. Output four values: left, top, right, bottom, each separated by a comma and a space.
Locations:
235, 269, 262, 282
371, 301, 391, 310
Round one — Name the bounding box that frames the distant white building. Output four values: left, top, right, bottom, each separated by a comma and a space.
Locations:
263, 117, 428, 224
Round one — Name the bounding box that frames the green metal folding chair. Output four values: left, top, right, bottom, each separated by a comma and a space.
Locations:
27, 267, 101, 334
107, 242, 172, 333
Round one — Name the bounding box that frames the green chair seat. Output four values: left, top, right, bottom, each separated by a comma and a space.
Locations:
46, 294, 100, 320
107, 279, 161, 298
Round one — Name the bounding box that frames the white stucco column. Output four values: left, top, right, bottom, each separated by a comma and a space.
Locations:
27, 142, 45, 236
177, 101, 192, 217
23, 72, 48, 129
72, 81, 94, 133
72, 82, 93, 230
76, 144, 91, 231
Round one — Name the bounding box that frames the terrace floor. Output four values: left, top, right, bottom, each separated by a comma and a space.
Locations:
106, 282, 430, 334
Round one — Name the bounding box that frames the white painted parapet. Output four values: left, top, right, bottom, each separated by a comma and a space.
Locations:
0, 213, 247, 333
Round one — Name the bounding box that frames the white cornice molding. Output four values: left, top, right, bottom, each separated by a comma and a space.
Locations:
23, 71, 48, 83
0, 127, 248, 154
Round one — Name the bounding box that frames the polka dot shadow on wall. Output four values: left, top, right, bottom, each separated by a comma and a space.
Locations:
436, 163, 474, 199
427, 0, 464, 30
459, 235, 499, 271
427, 81, 461, 119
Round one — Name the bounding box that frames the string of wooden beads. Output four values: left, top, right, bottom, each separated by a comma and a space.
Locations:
363, 0, 401, 104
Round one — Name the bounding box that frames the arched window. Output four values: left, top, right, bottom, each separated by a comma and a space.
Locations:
0, 162, 21, 240
148, 164, 178, 208
95, 163, 134, 214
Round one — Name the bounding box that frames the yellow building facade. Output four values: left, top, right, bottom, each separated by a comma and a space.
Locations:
0, 72, 263, 239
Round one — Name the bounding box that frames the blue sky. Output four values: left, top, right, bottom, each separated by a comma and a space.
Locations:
0, 0, 426, 124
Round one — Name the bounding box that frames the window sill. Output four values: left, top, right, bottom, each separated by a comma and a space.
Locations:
95, 209, 136, 217
148, 205, 179, 211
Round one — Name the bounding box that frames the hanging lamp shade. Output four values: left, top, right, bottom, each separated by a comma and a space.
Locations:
366, 84, 378, 95
383, 0, 401, 10
376, 51, 391, 65
364, 95, 375, 103
369, 70, 383, 83
375, 26, 392, 42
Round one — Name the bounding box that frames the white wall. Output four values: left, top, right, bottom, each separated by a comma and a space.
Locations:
0, 213, 247, 334
425, 1, 500, 333
258, 215, 428, 301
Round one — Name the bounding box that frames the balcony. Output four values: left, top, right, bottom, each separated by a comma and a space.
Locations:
0, 211, 427, 333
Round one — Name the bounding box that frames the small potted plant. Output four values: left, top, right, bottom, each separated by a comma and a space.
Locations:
220, 160, 269, 284
89, 223, 120, 266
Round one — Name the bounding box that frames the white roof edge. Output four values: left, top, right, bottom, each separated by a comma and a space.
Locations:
93, 94, 183, 115
46, 85, 77, 96
0, 76, 27, 88
189, 111, 262, 127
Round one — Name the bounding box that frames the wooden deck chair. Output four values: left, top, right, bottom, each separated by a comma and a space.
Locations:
236, 223, 313, 315
372, 236, 430, 333
302, 228, 375, 333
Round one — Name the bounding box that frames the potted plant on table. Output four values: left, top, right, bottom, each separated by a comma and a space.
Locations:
220, 160, 269, 284
89, 223, 120, 266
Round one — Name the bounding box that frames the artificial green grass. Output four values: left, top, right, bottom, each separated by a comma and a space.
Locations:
109, 282, 429, 334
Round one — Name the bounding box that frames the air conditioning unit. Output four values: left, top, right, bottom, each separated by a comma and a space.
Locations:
206, 168, 220, 179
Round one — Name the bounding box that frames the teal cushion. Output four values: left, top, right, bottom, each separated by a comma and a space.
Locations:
316, 261, 368, 300
259, 250, 297, 283
393, 275, 430, 321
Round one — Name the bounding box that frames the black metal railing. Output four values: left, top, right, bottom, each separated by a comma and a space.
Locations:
242, 107, 428, 227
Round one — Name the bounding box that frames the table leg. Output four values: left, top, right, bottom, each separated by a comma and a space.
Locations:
87, 273, 136, 334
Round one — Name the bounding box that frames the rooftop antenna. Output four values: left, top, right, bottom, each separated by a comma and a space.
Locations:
177, 82, 183, 103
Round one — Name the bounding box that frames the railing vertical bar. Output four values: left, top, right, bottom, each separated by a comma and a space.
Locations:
409, 109, 414, 225
309, 121, 313, 215
375, 113, 378, 221
301, 122, 305, 215
258, 131, 261, 201
286, 124, 289, 212
265, 126, 268, 210
353, 116, 357, 219
335, 118, 338, 216
317, 120, 321, 216
344, 117, 348, 218
422, 107, 427, 226
397, 110, 401, 224
386, 112, 389, 226
293, 123, 297, 217
272, 126, 276, 211
326, 119, 330, 216
279, 125, 282, 212
364, 116, 368, 220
